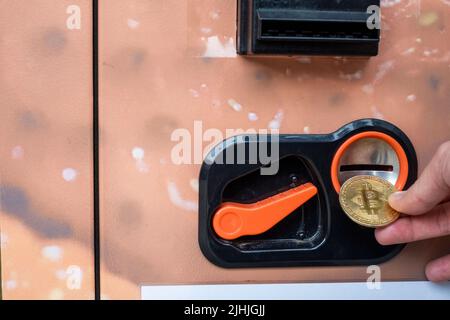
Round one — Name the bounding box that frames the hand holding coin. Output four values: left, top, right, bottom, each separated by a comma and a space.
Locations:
375, 142, 450, 282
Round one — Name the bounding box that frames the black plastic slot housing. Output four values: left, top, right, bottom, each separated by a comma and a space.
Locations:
238, 0, 381, 56
198, 119, 418, 268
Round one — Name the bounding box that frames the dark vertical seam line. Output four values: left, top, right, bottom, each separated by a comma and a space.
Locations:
93, 0, 101, 300
0, 221, 2, 300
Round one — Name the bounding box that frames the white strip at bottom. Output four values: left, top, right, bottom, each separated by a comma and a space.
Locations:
141, 281, 450, 300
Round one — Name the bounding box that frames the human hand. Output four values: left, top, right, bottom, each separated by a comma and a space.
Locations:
375, 141, 450, 282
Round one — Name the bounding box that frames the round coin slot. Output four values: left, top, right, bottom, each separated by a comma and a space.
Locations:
331, 132, 409, 193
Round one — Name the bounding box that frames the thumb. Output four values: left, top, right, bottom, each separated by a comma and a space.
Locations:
389, 142, 450, 215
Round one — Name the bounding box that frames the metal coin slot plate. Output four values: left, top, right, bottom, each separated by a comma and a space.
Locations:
337, 138, 400, 186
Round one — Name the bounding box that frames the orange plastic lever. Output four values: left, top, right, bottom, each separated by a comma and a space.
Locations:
213, 183, 318, 240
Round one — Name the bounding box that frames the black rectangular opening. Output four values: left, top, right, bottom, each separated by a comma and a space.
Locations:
340, 164, 394, 172
257, 9, 378, 43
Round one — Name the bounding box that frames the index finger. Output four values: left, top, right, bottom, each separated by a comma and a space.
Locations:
375, 201, 450, 245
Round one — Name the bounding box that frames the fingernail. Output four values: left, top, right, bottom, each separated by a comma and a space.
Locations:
389, 191, 405, 206
389, 191, 405, 203
425, 263, 443, 283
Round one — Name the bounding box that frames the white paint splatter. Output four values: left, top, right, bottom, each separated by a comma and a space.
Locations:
127, 18, 140, 29
362, 84, 374, 94
167, 181, 198, 212
248, 112, 259, 122
228, 99, 242, 112
203, 36, 237, 58
49, 288, 64, 300
0, 232, 8, 248
209, 10, 220, 20
62, 168, 78, 182
189, 89, 200, 98
66, 265, 83, 290
374, 60, 395, 84
5, 280, 17, 290
371, 106, 385, 119
132, 147, 149, 173
41, 245, 63, 262
200, 27, 212, 34
190, 178, 199, 193
423, 49, 439, 57
268, 110, 284, 130
419, 12, 439, 27
402, 47, 416, 55
11, 145, 24, 159
132, 147, 145, 160
381, 0, 402, 8
339, 70, 363, 81
406, 94, 417, 102
419, 51, 450, 63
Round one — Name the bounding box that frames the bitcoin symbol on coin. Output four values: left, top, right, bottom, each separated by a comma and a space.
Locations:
339, 176, 400, 228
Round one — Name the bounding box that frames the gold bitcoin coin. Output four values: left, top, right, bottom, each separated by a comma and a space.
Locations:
339, 175, 400, 228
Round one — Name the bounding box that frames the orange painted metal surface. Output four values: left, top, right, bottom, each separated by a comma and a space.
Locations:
0, 0, 449, 299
